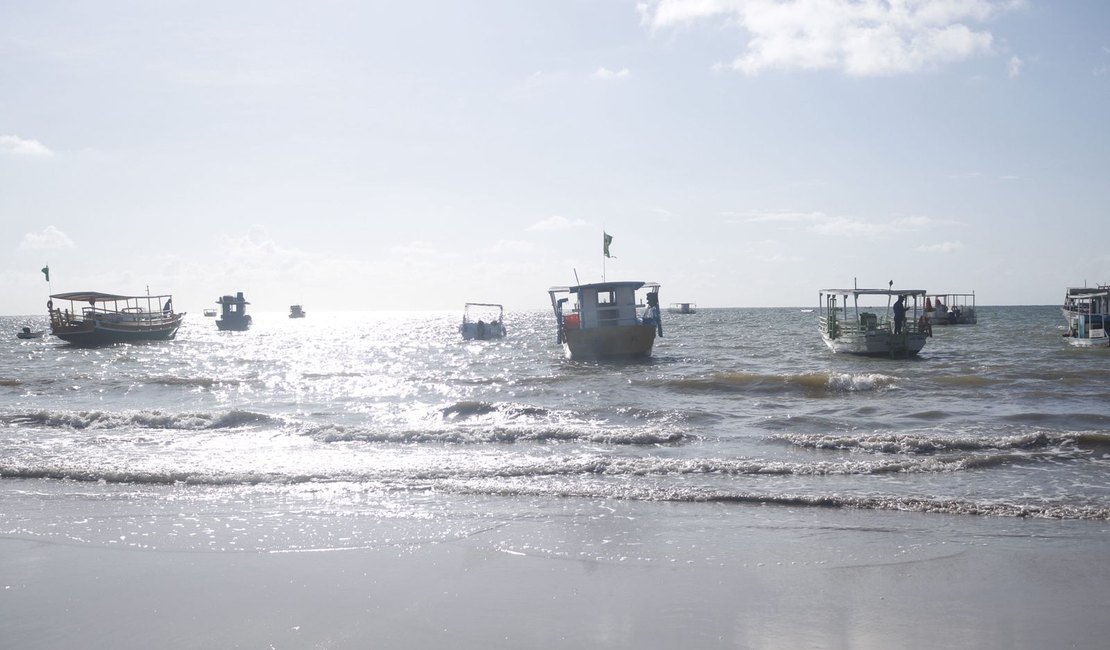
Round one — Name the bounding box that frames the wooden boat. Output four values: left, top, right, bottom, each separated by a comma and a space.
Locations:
216, 292, 252, 331
548, 281, 662, 360
48, 291, 184, 346
459, 303, 505, 340
289, 305, 306, 319
1063, 288, 1109, 348
924, 292, 977, 325
667, 302, 697, 315
818, 286, 929, 357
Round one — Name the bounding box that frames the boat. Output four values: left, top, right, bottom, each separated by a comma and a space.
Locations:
818, 286, 929, 357
1062, 285, 1109, 328
215, 292, 252, 331
16, 326, 44, 339
203, 309, 217, 317
667, 302, 697, 315
459, 303, 506, 340
289, 305, 306, 319
1062, 288, 1109, 348
47, 291, 185, 346
548, 281, 662, 360
924, 292, 977, 325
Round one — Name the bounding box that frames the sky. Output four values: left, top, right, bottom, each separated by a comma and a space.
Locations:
3, 0, 1109, 315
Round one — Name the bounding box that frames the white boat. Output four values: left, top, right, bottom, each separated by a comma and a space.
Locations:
48, 291, 185, 346
924, 292, 977, 325
203, 309, 217, 317
459, 303, 506, 340
818, 286, 929, 357
1062, 285, 1109, 328
1063, 288, 1109, 348
16, 326, 44, 339
667, 302, 697, 315
548, 281, 662, 360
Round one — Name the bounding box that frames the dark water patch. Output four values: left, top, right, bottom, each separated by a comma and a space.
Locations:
999, 412, 1110, 428
146, 375, 236, 388
439, 401, 550, 420
0, 378, 22, 387
903, 410, 952, 421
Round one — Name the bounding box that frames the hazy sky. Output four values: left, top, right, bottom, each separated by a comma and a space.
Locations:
3, 0, 1109, 314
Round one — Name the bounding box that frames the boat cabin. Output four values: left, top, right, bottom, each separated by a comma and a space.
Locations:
216, 292, 252, 331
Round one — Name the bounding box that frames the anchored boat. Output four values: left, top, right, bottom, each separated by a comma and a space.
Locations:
548, 281, 662, 360
924, 292, 977, 325
1062, 288, 1109, 348
667, 302, 697, 315
47, 291, 184, 346
216, 292, 252, 331
289, 305, 306, 319
818, 286, 929, 357
459, 303, 506, 340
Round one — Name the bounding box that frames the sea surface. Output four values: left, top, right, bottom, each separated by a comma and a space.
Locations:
2, 306, 1109, 558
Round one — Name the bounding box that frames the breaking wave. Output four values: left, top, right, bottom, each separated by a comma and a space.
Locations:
649, 372, 897, 396
1, 408, 283, 431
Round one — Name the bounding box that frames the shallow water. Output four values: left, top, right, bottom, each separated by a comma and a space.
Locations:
2, 306, 1108, 555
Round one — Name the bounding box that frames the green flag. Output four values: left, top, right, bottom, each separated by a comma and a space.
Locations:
603, 232, 614, 258
41, 265, 49, 282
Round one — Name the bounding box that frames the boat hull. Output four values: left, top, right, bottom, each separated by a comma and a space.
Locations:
52, 316, 184, 346
1067, 335, 1109, 348
216, 316, 252, 331
820, 330, 927, 357
562, 325, 656, 360
460, 322, 505, 340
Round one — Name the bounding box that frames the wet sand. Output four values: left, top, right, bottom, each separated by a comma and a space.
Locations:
3, 506, 1109, 649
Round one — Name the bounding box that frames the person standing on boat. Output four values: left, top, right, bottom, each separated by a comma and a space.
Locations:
893, 295, 907, 334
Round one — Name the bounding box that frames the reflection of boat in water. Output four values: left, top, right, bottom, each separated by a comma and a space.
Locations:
924, 292, 977, 325
203, 309, 217, 317
459, 303, 505, 340
216, 292, 252, 331
16, 326, 44, 339
818, 285, 929, 357
548, 281, 662, 360
1062, 288, 1109, 348
47, 291, 184, 346
667, 302, 697, 315
289, 305, 306, 319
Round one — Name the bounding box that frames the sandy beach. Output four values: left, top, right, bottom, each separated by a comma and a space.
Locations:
4, 503, 1108, 650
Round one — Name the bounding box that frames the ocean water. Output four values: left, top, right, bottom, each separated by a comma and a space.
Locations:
2, 306, 1109, 558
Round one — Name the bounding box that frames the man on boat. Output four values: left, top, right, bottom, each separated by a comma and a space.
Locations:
893, 295, 907, 334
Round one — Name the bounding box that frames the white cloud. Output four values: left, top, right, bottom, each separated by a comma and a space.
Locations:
640, 0, 1017, 76
744, 210, 938, 237
528, 215, 589, 231
916, 240, 964, 253
0, 134, 54, 157
19, 226, 75, 251
592, 67, 632, 80
1008, 55, 1023, 78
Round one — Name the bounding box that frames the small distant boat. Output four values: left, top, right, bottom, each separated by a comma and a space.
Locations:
459, 303, 505, 340
1062, 288, 1109, 348
203, 309, 217, 317
667, 302, 697, 315
799, 309, 815, 313
16, 326, 44, 339
548, 281, 662, 360
924, 292, 977, 325
818, 285, 929, 357
47, 291, 185, 346
289, 305, 306, 319
216, 292, 252, 331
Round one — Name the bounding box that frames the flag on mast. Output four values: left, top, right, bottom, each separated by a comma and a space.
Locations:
41, 265, 49, 282
603, 232, 614, 258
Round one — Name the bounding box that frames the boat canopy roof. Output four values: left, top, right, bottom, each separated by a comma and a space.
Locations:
464, 302, 503, 309
820, 288, 926, 297
548, 281, 659, 295
50, 291, 171, 303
